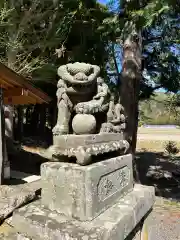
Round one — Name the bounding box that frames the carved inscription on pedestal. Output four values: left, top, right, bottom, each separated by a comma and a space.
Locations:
98, 166, 130, 201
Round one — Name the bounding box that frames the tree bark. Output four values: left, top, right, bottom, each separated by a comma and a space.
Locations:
17, 106, 24, 142
39, 104, 46, 136
0, 90, 5, 184
31, 105, 40, 134
120, 31, 142, 182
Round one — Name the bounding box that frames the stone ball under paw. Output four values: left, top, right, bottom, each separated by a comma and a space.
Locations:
72, 114, 96, 135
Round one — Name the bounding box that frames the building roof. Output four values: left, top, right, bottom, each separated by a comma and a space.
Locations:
0, 63, 51, 105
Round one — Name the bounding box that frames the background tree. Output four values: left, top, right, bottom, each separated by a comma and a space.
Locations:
0, 0, 110, 142
99, 0, 179, 180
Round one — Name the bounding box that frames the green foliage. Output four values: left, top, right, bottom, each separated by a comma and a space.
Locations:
139, 93, 180, 125
143, 13, 180, 94
0, 1, 71, 77
0, 0, 110, 99
101, 0, 180, 98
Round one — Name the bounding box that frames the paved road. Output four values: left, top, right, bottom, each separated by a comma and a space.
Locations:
138, 134, 180, 141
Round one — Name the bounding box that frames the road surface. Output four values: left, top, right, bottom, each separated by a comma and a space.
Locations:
138, 134, 180, 141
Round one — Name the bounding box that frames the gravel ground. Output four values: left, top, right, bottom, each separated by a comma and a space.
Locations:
146, 197, 180, 240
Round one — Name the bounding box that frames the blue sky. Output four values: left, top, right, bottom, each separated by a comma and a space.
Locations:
98, 0, 108, 3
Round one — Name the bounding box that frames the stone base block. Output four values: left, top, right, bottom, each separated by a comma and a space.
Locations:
53, 133, 124, 147
12, 184, 155, 240
52, 133, 129, 165
41, 154, 133, 221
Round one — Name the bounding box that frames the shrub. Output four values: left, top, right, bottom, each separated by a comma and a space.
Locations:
164, 141, 179, 156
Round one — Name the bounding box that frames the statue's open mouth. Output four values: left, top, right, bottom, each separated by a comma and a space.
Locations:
65, 77, 96, 85
66, 86, 91, 95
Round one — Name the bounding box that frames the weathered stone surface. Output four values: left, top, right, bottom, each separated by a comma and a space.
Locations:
52, 133, 129, 165
12, 184, 155, 240
52, 62, 126, 137
53, 133, 124, 147
52, 63, 103, 136
0, 232, 31, 240
0, 180, 41, 223
0, 222, 15, 239
43, 133, 129, 165
72, 114, 96, 135
41, 155, 133, 221
0, 222, 31, 240
4, 216, 13, 226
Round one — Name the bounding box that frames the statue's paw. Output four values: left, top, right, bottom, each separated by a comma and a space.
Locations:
93, 95, 99, 100
100, 123, 113, 133
76, 103, 84, 108
76, 101, 101, 114
75, 103, 84, 113
75, 107, 84, 114
113, 126, 122, 133
93, 106, 100, 113
75, 103, 89, 114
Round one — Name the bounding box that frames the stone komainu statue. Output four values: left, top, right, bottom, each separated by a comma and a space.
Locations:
53, 62, 126, 136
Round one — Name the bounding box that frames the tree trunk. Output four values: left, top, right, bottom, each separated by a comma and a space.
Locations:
39, 104, 46, 136
0, 90, 5, 184
2, 0, 18, 180
31, 105, 40, 134
120, 31, 142, 182
25, 106, 31, 125
17, 106, 24, 142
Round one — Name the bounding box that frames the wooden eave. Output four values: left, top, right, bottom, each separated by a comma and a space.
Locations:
0, 63, 51, 105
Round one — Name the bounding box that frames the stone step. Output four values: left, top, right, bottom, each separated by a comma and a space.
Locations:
0, 222, 15, 239
0, 222, 32, 240
10, 170, 40, 183
11, 184, 155, 240
0, 232, 31, 240
0, 180, 41, 223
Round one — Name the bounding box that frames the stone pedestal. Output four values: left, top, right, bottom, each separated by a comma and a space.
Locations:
41, 154, 133, 221
10, 154, 155, 240
12, 184, 154, 240
52, 133, 129, 165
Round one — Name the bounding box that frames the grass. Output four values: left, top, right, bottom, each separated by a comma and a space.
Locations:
139, 92, 180, 126
155, 197, 180, 209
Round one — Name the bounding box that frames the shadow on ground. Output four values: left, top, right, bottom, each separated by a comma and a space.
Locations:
136, 151, 180, 200
6, 135, 50, 177
9, 149, 47, 176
